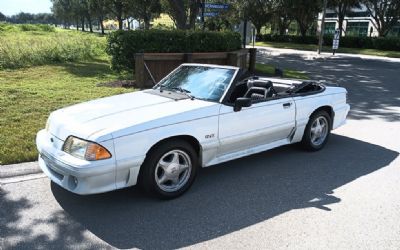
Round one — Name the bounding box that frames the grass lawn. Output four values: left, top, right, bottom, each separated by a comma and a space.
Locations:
0, 59, 133, 165
0, 24, 106, 69
255, 63, 309, 79
255, 41, 400, 58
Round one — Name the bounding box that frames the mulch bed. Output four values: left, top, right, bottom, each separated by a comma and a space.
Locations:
97, 80, 137, 88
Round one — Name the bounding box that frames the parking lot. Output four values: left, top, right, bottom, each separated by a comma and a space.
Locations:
1, 49, 400, 249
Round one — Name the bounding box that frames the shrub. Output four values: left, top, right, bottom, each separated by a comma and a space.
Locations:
106, 30, 242, 71
19, 24, 55, 32
257, 34, 400, 51
0, 23, 55, 32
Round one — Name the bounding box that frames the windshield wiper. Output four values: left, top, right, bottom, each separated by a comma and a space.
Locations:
168, 87, 196, 100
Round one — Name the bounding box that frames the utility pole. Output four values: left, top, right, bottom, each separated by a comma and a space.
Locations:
243, 20, 247, 48
318, 0, 328, 54
201, 0, 205, 31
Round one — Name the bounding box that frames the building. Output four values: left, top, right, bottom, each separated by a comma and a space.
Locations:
317, 4, 400, 37
151, 14, 175, 29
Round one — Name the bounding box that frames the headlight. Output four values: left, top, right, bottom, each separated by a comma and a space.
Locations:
62, 136, 111, 161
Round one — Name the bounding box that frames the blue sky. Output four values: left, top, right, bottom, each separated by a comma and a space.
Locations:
0, 0, 52, 16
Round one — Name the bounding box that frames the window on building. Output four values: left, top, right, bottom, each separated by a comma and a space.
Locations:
325, 13, 338, 18
387, 23, 400, 37
346, 22, 369, 37
324, 22, 336, 35
346, 11, 370, 18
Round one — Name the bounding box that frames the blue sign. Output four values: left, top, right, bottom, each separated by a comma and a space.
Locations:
204, 12, 219, 17
205, 3, 229, 10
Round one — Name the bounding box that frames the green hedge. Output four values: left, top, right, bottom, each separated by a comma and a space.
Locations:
257, 34, 400, 51
0, 23, 55, 32
106, 30, 242, 71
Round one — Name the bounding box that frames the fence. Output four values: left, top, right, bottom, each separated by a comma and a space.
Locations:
135, 48, 256, 88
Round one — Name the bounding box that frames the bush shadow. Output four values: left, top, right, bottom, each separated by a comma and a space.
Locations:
257, 51, 400, 122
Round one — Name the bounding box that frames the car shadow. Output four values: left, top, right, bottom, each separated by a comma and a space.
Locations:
50, 134, 398, 249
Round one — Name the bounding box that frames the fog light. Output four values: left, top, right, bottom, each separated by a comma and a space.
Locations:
68, 176, 79, 189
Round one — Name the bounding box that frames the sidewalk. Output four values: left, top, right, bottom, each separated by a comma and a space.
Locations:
0, 161, 41, 179
251, 45, 400, 63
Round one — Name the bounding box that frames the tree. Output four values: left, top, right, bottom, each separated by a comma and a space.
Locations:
162, 0, 201, 29
289, 0, 322, 38
328, 0, 361, 37
89, 0, 111, 34
363, 0, 400, 36
51, 0, 74, 28
79, 0, 93, 32
130, 0, 161, 29
0, 12, 6, 22
272, 0, 293, 35
204, 4, 240, 31
109, 0, 132, 30
240, 0, 273, 35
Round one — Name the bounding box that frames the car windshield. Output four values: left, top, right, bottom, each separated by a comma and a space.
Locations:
156, 65, 236, 102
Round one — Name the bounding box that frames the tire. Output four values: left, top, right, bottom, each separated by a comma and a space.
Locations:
301, 110, 332, 151
138, 139, 198, 199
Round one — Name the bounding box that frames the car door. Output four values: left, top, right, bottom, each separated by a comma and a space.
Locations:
217, 97, 296, 156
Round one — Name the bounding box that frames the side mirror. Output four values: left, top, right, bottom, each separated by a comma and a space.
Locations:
234, 97, 252, 112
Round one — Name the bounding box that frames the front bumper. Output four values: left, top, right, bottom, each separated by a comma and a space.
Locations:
36, 129, 117, 195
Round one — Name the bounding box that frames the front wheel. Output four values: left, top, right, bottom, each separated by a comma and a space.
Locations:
139, 140, 198, 199
301, 110, 331, 151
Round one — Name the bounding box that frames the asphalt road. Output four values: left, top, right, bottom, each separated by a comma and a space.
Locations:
1, 49, 400, 249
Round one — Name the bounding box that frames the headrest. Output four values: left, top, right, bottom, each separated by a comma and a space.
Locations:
247, 80, 273, 89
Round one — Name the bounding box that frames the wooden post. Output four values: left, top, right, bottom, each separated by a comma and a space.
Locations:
248, 48, 257, 73
135, 53, 145, 89
228, 52, 238, 67
184, 53, 193, 63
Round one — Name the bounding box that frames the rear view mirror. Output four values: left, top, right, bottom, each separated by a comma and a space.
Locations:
234, 97, 252, 112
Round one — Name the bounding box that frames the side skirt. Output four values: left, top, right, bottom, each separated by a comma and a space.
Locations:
204, 138, 291, 167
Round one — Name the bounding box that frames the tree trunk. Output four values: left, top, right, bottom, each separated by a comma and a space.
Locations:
127, 19, 131, 30
298, 22, 308, 38
118, 16, 123, 30
278, 17, 290, 35
338, 17, 344, 37
99, 17, 104, 35
188, 0, 200, 30
144, 20, 150, 30
88, 15, 93, 32
279, 25, 285, 35
256, 25, 262, 36
81, 17, 85, 31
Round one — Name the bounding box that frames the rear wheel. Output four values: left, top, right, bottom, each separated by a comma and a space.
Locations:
301, 110, 331, 151
139, 140, 198, 199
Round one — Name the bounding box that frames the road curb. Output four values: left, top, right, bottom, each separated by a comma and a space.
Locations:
253, 46, 400, 63
0, 161, 42, 179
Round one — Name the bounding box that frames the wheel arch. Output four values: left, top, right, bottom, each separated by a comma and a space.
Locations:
144, 135, 202, 164
310, 105, 335, 129
137, 134, 202, 186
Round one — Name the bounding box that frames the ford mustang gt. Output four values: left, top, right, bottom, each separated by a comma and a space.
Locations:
36, 63, 350, 199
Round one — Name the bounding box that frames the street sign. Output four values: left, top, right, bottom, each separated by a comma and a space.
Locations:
204, 3, 229, 10
333, 40, 339, 50
204, 12, 219, 17
334, 29, 340, 40
332, 29, 340, 54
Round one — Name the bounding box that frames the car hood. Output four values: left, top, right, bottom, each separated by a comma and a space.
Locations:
47, 91, 219, 142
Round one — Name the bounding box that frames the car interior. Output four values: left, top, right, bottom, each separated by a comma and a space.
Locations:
227, 75, 325, 104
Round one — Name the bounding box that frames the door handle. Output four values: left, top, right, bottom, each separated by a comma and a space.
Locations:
283, 102, 292, 108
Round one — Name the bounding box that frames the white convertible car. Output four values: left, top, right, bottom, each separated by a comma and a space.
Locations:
36, 63, 350, 199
